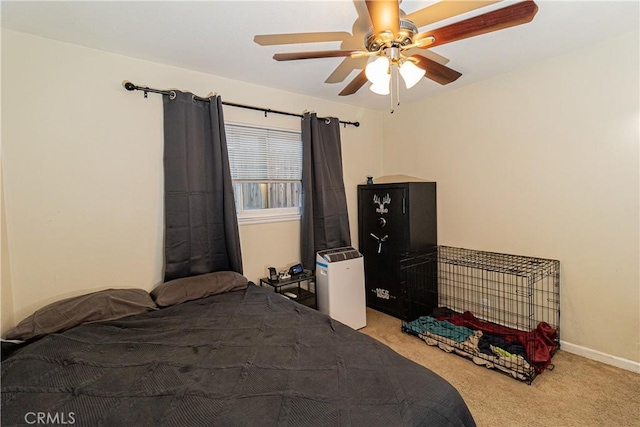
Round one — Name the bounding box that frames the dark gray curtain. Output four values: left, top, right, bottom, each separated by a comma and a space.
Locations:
163, 92, 242, 281
300, 113, 351, 270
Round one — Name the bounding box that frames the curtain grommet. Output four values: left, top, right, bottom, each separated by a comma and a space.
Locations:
169, 91, 177, 100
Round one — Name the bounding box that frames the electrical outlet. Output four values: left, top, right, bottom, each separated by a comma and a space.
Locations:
481, 298, 490, 309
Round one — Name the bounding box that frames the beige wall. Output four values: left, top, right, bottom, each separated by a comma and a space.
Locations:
2, 165, 16, 336
1, 29, 383, 325
1, 41, 16, 333
382, 32, 639, 363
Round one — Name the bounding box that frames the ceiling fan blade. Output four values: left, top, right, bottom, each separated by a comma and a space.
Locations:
404, 48, 450, 66
254, 32, 351, 46
339, 70, 368, 96
366, 0, 400, 37
273, 50, 361, 61
352, 0, 373, 34
405, 1, 501, 28
410, 54, 462, 85
325, 56, 369, 84
416, 0, 538, 48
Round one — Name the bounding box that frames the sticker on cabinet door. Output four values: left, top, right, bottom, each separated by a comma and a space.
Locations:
373, 193, 391, 214
373, 288, 390, 300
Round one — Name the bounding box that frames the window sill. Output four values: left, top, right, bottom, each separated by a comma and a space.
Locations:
238, 212, 301, 226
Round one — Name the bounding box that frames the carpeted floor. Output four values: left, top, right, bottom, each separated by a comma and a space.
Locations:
360, 308, 640, 427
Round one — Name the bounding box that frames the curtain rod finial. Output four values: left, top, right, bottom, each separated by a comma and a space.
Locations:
122, 80, 136, 91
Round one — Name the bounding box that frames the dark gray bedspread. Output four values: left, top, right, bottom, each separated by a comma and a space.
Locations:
1, 285, 475, 426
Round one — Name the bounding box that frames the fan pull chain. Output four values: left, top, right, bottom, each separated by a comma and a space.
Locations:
389, 66, 395, 114
395, 66, 401, 107
387, 65, 402, 114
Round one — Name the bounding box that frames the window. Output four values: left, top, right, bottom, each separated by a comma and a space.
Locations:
226, 123, 302, 224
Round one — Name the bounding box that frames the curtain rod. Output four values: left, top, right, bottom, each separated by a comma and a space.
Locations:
122, 81, 360, 128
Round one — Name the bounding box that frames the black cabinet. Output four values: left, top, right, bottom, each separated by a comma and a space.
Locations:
358, 181, 437, 319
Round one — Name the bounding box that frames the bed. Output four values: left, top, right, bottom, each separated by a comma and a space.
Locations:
1, 275, 475, 426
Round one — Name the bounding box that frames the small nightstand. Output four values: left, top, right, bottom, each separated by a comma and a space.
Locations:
259, 270, 317, 309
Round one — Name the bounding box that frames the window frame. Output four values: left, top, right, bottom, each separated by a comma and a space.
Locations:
225, 121, 303, 225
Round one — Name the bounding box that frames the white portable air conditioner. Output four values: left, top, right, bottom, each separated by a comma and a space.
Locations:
315, 247, 366, 330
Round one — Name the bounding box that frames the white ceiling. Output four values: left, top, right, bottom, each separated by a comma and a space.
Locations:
1, 1, 638, 111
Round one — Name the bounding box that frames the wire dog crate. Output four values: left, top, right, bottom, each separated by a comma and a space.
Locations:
400, 246, 560, 383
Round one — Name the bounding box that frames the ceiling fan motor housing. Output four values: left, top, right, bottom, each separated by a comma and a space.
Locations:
365, 18, 418, 52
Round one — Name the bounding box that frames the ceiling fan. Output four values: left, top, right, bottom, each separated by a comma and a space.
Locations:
255, 0, 539, 97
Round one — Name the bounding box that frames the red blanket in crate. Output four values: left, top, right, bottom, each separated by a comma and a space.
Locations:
442, 311, 558, 373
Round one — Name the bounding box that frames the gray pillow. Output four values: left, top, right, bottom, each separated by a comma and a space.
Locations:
151, 271, 248, 307
5, 288, 157, 341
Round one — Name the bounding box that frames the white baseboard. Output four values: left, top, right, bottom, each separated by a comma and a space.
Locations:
560, 340, 640, 374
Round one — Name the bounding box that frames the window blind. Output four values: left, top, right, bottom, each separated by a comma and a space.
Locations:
226, 123, 302, 181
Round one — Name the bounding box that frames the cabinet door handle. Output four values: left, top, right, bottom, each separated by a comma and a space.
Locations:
370, 233, 388, 254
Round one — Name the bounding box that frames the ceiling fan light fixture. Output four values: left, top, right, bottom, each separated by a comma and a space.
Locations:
399, 60, 426, 89
365, 56, 390, 85
369, 78, 390, 95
